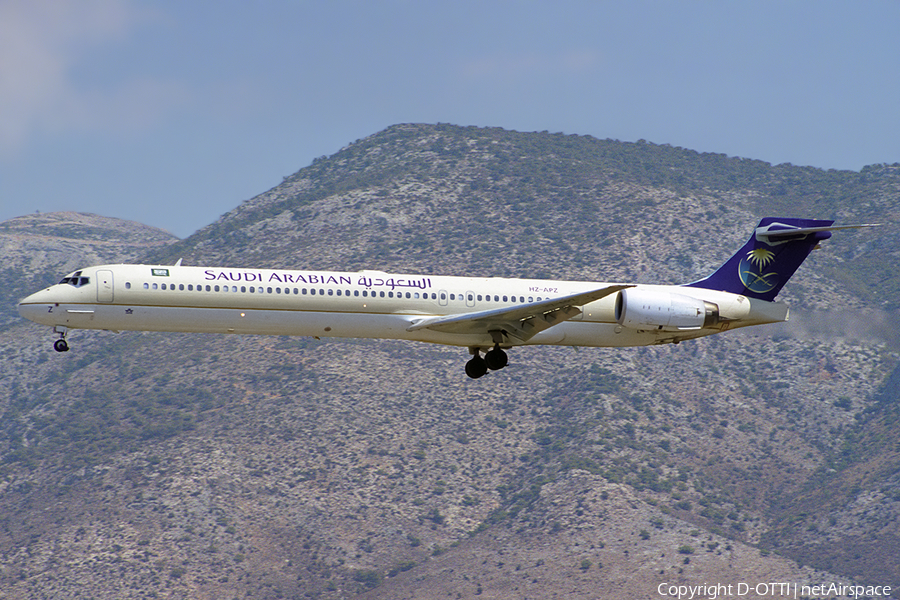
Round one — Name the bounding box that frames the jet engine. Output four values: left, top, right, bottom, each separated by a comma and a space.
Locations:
615, 288, 719, 331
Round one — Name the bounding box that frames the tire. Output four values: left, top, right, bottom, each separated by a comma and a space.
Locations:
465, 356, 488, 379
484, 348, 508, 370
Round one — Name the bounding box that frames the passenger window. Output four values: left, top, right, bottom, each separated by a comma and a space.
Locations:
214, 285, 219, 292
249, 286, 255, 293
241, 286, 246, 292
440, 292, 446, 300
503, 295, 508, 302
293, 288, 298, 294
528, 297, 533, 302
494, 295, 499, 302
152, 283, 158, 290
477, 294, 482, 301
179, 284, 184, 291
143, 283, 149, 290
520, 296, 524, 303
380, 291, 385, 298
354, 290, 359, 297
328, 289, 333, 296
336, 290, 341, 296
126, 282, 131, 289
406, 292, 411, 299
414, 292, 419, 299
468, 294, 473, 302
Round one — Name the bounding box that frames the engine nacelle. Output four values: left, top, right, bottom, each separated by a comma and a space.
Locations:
615, 288, 719, 331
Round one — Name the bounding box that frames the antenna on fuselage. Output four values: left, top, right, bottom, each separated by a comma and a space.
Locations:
174, 258, 183, 267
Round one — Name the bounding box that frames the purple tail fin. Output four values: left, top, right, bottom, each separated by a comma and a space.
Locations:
685, 217, 835, 301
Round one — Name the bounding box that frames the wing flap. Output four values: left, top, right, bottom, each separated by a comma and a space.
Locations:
407, 284, 631, 341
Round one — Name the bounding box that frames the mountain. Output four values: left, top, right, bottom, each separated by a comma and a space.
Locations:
2, 124, 898, 599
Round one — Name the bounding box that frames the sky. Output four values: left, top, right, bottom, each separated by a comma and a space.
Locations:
1, 1, 898, 239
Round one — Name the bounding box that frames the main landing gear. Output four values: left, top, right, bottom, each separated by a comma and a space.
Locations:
465, 343, 509, 379
53, 326, 70, 352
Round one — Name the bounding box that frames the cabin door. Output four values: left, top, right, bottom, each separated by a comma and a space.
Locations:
97, 270, 114, 303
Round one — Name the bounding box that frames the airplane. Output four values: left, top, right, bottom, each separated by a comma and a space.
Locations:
17, 218, 875, 378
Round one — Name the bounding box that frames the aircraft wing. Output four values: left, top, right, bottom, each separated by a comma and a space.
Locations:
406, 284, 631, 342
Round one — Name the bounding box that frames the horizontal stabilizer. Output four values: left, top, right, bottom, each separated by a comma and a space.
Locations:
756, 222, 879, 244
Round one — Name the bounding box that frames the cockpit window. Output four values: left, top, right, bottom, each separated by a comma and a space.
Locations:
58, 271, 90, 287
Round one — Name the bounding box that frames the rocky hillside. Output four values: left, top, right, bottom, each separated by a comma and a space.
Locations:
2, 124, 898, 599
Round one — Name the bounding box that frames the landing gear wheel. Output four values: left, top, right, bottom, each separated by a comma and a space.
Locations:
484, 346, 508, 370
465, 355, 488, 379
53, 339, 69, 353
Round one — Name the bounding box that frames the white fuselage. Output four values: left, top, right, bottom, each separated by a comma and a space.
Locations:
17, 263, 788, 350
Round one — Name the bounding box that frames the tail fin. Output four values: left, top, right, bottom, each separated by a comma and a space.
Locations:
685, 217, 836, 301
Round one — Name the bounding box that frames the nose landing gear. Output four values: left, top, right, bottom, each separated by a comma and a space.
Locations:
53, 326, 70, 352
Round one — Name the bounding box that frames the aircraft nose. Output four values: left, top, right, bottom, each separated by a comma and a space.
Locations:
18, 293, 37, 320
17, 290, 52, 324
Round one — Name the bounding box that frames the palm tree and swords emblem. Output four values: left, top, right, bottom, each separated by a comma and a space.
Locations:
739, 248, 778, 293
